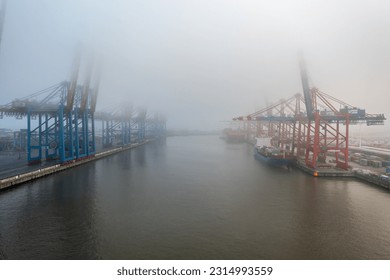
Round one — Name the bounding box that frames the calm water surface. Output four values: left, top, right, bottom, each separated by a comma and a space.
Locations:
1, 135, 390, 259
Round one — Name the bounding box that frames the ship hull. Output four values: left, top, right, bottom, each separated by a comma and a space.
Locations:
254, 148, 294, 167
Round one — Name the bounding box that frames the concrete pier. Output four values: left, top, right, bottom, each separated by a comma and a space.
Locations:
0, 141, 148, 191
3, 140, 389, 193
295, 159, 390, 190
295, 160, 354, 177
354, 171, 390, 190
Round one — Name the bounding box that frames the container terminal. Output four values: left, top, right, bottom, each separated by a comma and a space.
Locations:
1, 54, 389, 191
1, 58, 388, 192
0, 57, 166, 191
0, 77, 166, 191
0, 141, 150, 191
0, 2, 388, 192
0, 1, 166, 192
229, 56, 389, 190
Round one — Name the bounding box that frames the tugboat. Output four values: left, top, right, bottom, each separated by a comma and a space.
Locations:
254, 138, 295, 168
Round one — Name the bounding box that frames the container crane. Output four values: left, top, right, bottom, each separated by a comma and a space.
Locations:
0, 53, 99, 164
298, 55, 385, 171
299, 55, 314, 120
232, 55, 386, 173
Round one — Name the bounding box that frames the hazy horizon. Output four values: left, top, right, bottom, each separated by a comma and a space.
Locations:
1, 0, 390, 132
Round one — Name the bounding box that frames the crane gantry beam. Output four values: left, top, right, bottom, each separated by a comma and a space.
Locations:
232, 57, 386, 172
0, 54, 99, 164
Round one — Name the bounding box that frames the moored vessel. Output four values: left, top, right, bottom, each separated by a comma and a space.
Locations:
254, 138, 295, 168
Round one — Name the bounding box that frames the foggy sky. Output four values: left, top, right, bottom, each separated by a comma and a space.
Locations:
1, 0, 390, 131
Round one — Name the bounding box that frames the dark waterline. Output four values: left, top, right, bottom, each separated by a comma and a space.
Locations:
1, 135, 390, 259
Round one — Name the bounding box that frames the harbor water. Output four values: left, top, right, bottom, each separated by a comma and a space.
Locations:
1, 135, 390, 259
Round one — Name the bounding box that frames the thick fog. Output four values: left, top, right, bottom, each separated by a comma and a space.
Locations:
0, 0, 390, 131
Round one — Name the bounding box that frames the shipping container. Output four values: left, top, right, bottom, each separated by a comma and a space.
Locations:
380, 175, 390, 182
382, 161, 390, 167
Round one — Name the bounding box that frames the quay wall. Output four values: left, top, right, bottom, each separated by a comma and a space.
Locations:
295, 160, 390, 190
0, 141, 148, 191
3, 139, 389, 192
354, 172, 390, 190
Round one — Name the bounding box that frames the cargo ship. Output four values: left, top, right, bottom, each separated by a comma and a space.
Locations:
254, 138, 295, 168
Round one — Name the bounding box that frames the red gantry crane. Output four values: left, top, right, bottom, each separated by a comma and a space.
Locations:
232, 56, 386, 174
298, 56, 385, 171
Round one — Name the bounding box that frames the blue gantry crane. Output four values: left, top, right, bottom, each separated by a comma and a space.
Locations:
96, 106, 147, 147
95, 106, 166, 147
96, 105, 134, 148
146, 113, 166, 139
0, 60, 99, 164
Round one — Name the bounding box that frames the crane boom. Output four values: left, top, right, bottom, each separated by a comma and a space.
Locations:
299, 55, 314, 120
80, 61, 92, 112
90, 64, 100, 114
66, 53, 80, 112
